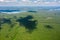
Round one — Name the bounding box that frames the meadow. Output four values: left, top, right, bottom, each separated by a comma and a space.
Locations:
0, 10, 60, 40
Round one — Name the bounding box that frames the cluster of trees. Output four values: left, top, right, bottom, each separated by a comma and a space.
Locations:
28, 11, 37, 13
0, 18, 11, 30
0, 15, 53, 33
0, 15, 37, 33
45, 25, 53, 29
17, 15, 37, 33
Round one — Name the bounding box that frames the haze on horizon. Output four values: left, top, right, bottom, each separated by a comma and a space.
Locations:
0, 0, 60, 6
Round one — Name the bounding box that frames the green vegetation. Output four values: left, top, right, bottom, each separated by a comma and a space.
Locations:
0, 11, 60, 40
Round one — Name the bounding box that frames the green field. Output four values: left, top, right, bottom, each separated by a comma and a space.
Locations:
0, 11, 60, 40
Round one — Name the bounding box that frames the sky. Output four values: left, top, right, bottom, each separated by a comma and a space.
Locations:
0, 0, 60, 6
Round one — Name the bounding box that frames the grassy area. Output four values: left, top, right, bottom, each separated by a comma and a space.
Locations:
0, 11, 60, 40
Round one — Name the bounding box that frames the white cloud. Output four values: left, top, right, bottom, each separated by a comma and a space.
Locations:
0, 0, 60, 6
32, 1, 38, 3
0, 0, 16, 2
22, 0, 26, 2
0, 0, 4, 2
21, 0, 30, 2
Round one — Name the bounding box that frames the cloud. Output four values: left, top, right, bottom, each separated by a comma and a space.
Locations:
0, 0, 16, 2
0, 0, 60, 6
0, 0, 4, 2
22, 0, 27, 2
